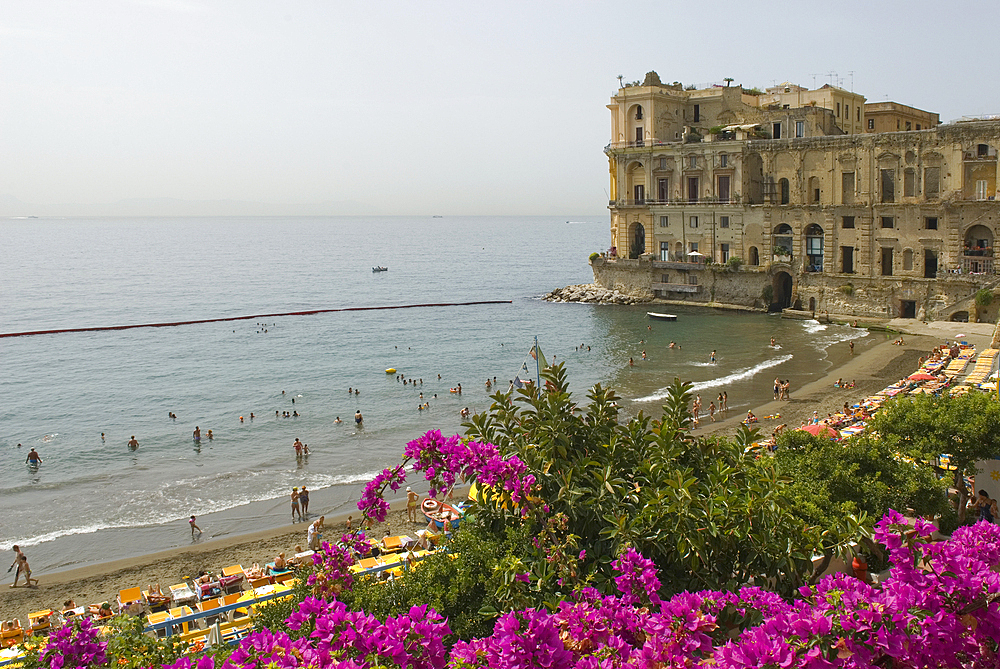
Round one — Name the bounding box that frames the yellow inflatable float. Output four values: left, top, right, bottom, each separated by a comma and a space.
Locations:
386, 368, 396, 374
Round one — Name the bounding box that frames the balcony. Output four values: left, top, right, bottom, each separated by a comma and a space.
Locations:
606, 138, 676, 151
609, 196, 740, 208
652, 282, 701, 293
963, 247, 993, 257
653, 260, 706, 270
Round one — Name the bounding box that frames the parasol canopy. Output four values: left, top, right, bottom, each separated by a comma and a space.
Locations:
799, 424, 839, 438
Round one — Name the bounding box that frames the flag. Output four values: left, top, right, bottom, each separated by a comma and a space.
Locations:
513, 341, 547, 390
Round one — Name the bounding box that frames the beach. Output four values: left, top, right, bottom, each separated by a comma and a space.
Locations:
9, 319, 993, 625
3, 501, 419, 627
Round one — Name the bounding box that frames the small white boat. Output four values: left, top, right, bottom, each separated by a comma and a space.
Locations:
372, 266, 388, 272
647, 312, 677, 321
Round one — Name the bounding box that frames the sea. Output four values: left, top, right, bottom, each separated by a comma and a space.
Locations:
0, 216, 872, 577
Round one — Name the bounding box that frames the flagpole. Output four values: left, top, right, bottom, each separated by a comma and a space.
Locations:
535, 335, 540, 387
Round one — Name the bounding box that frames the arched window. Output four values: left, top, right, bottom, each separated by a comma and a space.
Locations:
635, 105, 643, 120
749, 246, 759, 266
902, 248, 913, 271
805, 224, 824, 272
779, 178, 790, 204
773, 224, 793, 259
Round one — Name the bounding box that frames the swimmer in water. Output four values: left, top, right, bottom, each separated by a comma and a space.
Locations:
207, 429, 213, 440
334, 416, 342, 424
127, 436, 139, 450
355, 410, 363, 426
770, 337, 776, 347
25, 448, 42, 466
710, 350, 716, 364
193, 426, 201, 441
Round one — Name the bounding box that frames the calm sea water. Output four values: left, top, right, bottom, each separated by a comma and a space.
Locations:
0, 216, 871, 575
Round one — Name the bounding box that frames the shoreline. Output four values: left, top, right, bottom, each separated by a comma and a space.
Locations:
2, 498, 423, 626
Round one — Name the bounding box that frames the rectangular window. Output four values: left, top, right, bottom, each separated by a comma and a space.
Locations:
719, 154, 728, 167
772, 122, 781, 139
925, 167, 940, 197
720, 215, 730, 229
836, 102, 841, 117
659, 216, 668, 228
976, 180, 989, 200
916, 124, 921, 130
690, 242, 698, 252
842, 172, 855, 204
881, 169, 895, 202
904, 169, 915, 197
689, 155, 697, 169
905, 121, 912, 131
795, 121, 804, 137
660, 243, 670, 262
659, 157, 666, 170
687, 177, 699, 203
689, 216, 699, 228
693, 104, 700, 122
720, 243, 730, 262
881, 247, 894, 276
925, 216, 938, 230
842, 216, 855, 229
717, 175, 731, 203
634, 184, 645, 203
657, 178, 670, 201
881, 216, 894, 229
857, 107, 861, 121
841, 246, 854, 273
868, 118, 874, 129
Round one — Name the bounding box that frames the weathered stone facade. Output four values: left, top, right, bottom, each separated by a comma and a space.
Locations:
601, 73, 1000, 322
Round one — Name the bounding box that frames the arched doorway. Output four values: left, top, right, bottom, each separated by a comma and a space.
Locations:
628, 222, 646, 259
748, 246, 759, 266
772, 272, 793, 311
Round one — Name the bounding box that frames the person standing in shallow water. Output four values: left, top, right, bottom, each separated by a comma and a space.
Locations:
355, 410, 363, 426
127, 436, 139, 450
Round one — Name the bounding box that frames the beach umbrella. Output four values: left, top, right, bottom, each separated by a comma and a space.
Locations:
908, 372, 938, 381
687, 250, 705, 256
799, 424, 839, 439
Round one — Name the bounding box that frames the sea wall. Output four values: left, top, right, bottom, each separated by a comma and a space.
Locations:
589, 256, 998, 322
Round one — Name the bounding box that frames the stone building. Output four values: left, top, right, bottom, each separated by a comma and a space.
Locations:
599, 73, 1000, 322
864, 101, 940, 133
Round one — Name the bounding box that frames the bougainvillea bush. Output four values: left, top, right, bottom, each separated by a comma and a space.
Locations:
152, 512, 998, 669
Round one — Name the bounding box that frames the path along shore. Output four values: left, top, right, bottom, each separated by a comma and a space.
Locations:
4, 321, 996, 626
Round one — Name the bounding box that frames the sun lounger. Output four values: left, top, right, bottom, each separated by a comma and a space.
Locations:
1, 621, 24, 648
117, 587, 146, 614
169, 582, 198, 606
28, 610, 52, 635
168, 606, 193, 634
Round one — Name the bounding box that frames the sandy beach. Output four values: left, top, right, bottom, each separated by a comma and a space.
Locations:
2, 501, 421, 627
4, 320, 993, 627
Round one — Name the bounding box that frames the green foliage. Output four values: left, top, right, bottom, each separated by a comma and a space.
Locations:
726, 256, 743, 271
975, 288, 994, 307
773, 431, 948, 537
252, 565, 316, 638
838, 283, 854, 296
708, 126, 725, 135
867, 392, 1000, 519
102, 614, 189, 668
745, 87, 763, 95
466, 369, 825, 598
589, 252, 600, 262
342, 523, 531, 641
762, 285, 774, 303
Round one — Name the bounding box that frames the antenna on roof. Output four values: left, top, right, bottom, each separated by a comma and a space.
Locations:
847, 71, 855, 92
827, 71, 838, 86
809, 74, 821, 89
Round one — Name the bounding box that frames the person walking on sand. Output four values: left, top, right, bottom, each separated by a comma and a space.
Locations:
299, 486, 310, 516
407, 486, 419, 522
773, 378, 780, 401
9, 545, 37, 587
127, 435, 139, 451
291, 487, 302, 521
189, 515, 202, 537
722, 391, 728, 412
709, 401, 716, 422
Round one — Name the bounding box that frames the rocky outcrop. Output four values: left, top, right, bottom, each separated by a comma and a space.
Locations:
544, 283, 651, 305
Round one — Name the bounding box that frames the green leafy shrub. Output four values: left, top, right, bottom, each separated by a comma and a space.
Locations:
975, 288, 994, 307
589, 252, 600, 262
726, 256, 743, 270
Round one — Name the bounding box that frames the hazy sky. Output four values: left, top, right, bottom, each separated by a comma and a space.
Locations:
2, 0, 997, 215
